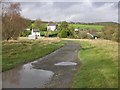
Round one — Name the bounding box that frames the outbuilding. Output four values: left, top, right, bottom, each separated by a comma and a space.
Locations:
28, 29, 40, 39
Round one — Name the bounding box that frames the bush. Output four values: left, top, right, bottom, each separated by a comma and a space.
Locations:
78, 32, 88, 39
39, 24, 47, 31
58, 29, 68, 38
101, 25, 118, 42
20, 30, 31, 37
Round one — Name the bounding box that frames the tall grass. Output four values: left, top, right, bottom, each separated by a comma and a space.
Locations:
73, 39, 118, 88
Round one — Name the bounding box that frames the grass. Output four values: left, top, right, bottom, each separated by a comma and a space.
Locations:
70, 24, 104, 30
2, 39, 66, 72
72, 39, 118, 88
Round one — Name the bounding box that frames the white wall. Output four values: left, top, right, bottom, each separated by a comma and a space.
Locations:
28, 29, 40, 39
47, 26, 56, 31
32, 32, 40, 36
31, 30, 40, 37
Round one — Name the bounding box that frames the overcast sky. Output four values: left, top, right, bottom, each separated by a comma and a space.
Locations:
15, 1, 118, 22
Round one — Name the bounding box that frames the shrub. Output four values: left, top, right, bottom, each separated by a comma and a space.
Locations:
101, 25, 118, 42
58, 29, 68, 38
78, 32, 88, 39
20, 30, 31, 37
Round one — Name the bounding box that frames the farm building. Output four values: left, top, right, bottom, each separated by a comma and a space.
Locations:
28, 29, 40, 39
47, 23, 58, 31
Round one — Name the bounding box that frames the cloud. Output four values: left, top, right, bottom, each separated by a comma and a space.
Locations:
19, 2, 118, 22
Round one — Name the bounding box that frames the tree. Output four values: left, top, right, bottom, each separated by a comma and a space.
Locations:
59, 21, 69, 30
34, 19, 42, 29
2, 2, 27, 40
58, 21, 75, 38
32, 19, 47, 31
58, 29, 68, 38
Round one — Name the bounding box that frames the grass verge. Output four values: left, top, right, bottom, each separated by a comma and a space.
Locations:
72, 39, 118, 88
2, 39, 66, 72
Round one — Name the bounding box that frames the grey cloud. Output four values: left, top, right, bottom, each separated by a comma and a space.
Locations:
92, 2, 106, 7
53, 2, 81, 9
93, 2, 118, 8
20, 2, 118, 22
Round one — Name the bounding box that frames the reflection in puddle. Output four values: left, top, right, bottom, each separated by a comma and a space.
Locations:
2, 61, 54, 88
54, 62, 77, 66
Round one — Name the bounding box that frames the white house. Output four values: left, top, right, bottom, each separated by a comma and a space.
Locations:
47, 23, 57, 31
28, 29, 40, 39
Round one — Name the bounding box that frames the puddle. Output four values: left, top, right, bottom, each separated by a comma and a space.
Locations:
2, 61, 54, 88
54, 62, 77, 66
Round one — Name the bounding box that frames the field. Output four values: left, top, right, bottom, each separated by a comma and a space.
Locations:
72, 39, 118, 88
2, 38, 66, 72
70, 24, 104, 30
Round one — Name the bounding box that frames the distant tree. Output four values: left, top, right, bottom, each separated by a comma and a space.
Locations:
25, 18, 32, 29
59, 21, 69, 30
32, 19, 47, 31
34, 19, 42, 29
2, 2, 27, 40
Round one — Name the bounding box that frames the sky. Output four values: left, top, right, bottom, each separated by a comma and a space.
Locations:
5, 0, 119, 23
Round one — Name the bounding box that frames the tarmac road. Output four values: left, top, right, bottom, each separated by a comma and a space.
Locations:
33, 41, 81, 88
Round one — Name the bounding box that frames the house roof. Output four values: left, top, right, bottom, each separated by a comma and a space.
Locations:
48, 23, 57, 26
33, 29, 40, 32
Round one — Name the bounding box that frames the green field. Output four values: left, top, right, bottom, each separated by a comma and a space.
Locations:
72, 39, 118, 88
2, 39, 65, 72
70, 24, 104, 30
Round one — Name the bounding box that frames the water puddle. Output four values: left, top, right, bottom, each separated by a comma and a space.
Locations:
2, 61, 54, 88
54, 62, 77, 66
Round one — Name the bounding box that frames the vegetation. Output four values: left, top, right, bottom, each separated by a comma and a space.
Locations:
20, 30, 31, 37
58, 21, 73, 38
72, 39, 118, 88
40, 31, 59, 37
31, 19, 47, 31
2, 39, 66, 71
58, 29, 68, 38
101, 25, 118, 42
58, 22, 118, 42
2, 3, 27, 40
57, 21, 104, 39
70, 24, 104, 31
